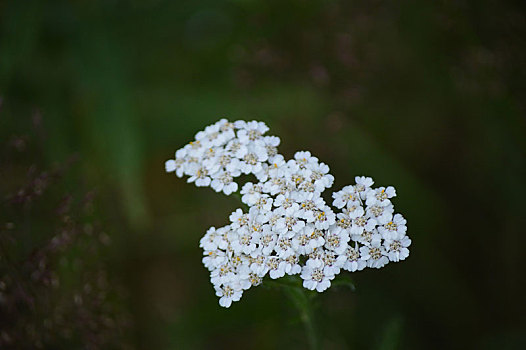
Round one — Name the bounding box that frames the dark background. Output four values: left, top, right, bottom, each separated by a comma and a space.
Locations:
1, 0, 525, 349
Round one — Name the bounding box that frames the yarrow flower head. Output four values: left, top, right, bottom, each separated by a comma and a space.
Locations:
166, 119, 411, 307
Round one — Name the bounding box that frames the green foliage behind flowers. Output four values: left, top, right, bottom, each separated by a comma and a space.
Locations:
1, 0, 525, 349
0, 112, 131, 349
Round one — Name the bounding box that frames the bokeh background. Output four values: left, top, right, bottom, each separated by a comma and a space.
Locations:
1, 0, 526, 349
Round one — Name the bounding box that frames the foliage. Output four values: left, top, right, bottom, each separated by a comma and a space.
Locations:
0, 112, 131, 349
1, 0, 525, 349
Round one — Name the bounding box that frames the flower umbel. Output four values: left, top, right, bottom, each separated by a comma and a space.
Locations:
166, 119, 411, 307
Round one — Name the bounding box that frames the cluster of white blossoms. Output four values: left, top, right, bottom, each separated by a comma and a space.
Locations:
166, 119, 411, 308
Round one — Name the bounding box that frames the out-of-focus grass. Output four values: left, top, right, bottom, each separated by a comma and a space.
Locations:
1, 0, 526, 349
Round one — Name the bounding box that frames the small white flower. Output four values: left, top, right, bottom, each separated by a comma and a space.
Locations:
265, 211, 281, 231
366, 203, 394, 225
301, 259, 334, 292
211, 170, 240, 195
309, 227, 326, 250
234, 264, 253, 290
274, 235, 295, 258
354, 176, 374, 199
332, 185, 359, 209
233, 120, 247, 129
237, 120, 269, 143
254, 162, 270, 182
225, 139, 248, 159
360, 241, 389, 268
294, 151, 319, 169
267, 154, 287, 178
287, 170, 309, 191
321, 250, 346, 275
350, 215, 377, 236
202, 249, 227, 271
342, 243, 366, 272
239, 152, 264, 174
344, 202, 366, 219
378, 213, 407, 239
248, 272, 263, 287
195, 123, 223, 147
185, 140, 205, 158
274, 213, 305, 237
253, 196, 273, 211
277, 181, 295, 196
324, 226, 350, 255
297, 195, 326, 223
229, 209, 249, 229
228, 253, 250, 271
249, 253, 268, 276
274, 195, 299, 215
279, 254, 302, 276
384, 234, 411, 262
215, 283, 243, 308
171, 152, 188, 177
308, 247, 325, 261
258, 226, 278, 255
165, 159, 177, 173
291, 225, 319, 254
241, 182, 264, 205
231, 229, 260, 255
187, 165, 216, 187
352, 228, 382, 246
263, 136, 280, 157
308, 162, 334, 191
210, 263, 236, 286
313, 207, 336, 230
216, 119, 236, 143
366, 186, 396, 207
262, 176, 285, 195
265, 256, 284, 279
335, 213, 352, 235
199, 226, 221, 251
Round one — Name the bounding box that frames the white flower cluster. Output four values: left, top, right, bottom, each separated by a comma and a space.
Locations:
165, 119, 278, 195
166, 119, 411, 308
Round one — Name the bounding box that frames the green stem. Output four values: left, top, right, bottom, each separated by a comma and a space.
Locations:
231, 192, 320, 348
285, 287, 318, 350
266, 278, 319, 349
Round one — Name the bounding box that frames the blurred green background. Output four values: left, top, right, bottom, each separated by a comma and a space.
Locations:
1, 0, 525, 349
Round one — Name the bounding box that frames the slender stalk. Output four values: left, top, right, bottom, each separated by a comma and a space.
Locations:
265, 278, 319, 349
232, 193, 320, 348
284, 287, 318, 350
